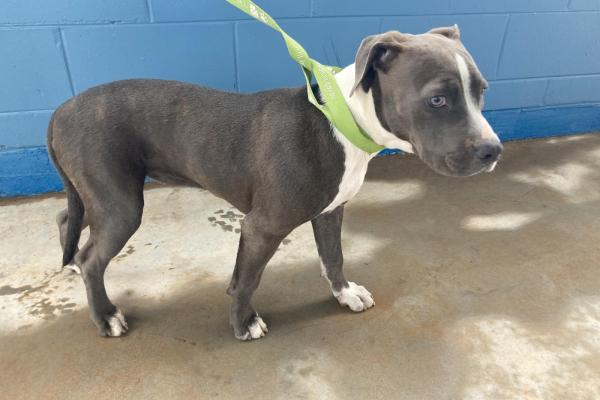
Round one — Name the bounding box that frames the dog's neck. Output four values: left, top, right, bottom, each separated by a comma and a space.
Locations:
334, 64, 414, 154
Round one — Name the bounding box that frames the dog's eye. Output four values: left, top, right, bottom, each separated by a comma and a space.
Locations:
428, 95, 447, 108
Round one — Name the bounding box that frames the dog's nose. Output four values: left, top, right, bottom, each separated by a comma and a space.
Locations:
475, 141, 503, 163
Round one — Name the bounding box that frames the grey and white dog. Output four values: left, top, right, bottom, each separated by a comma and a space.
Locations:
48, 26, 502, 340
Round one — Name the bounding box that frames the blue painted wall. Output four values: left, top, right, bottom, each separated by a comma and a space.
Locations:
1, 0, 600, 196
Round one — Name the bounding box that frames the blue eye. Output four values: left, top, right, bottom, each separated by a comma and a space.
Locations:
428, 95, 447, 108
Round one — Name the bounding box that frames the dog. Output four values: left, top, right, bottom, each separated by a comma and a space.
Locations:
48, 25, 502, 340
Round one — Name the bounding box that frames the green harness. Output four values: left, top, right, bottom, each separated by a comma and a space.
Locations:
226, 0, 385, 154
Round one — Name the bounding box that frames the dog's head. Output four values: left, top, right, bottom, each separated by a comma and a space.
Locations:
348, 26, 502, 177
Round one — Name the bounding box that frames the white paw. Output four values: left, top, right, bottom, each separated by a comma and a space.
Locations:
334, 282, 375, 312
65, 263, 81, 275
236, 316, 268, 341
106, 308, 128, 337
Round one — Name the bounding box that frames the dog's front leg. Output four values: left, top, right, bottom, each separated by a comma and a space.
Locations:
227, 212, 289, 341
311, 206, 375, 312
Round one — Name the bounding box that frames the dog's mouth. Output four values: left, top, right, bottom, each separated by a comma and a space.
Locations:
485, 160, 498, 172
443, 154, 496, 177
415, 145, 499, 177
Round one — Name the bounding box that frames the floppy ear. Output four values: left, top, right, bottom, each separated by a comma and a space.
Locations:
350, 31, 407, 96
428, 24, 460, 40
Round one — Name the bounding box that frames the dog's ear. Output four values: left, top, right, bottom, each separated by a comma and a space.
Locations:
428, 24, 461, 40
350, 31, 407, 96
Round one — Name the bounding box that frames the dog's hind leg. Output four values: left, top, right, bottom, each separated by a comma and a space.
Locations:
227, 212, 291, 340
311, 206, 374, 312
56, 208, 89, 274
74, 182, 144, 337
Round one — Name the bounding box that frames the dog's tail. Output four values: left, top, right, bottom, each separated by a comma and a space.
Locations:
47, 112, 85, 267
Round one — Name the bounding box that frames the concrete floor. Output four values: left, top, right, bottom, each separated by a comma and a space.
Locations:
2, 134, 600, 399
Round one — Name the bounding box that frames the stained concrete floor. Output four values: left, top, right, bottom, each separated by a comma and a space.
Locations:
2, 134, 600, 399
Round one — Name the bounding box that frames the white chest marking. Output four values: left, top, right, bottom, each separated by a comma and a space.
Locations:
320, 65, 413, 214
321, 128, 375, 214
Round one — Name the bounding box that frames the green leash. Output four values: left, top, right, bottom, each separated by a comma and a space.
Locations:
226, 0, 384, 154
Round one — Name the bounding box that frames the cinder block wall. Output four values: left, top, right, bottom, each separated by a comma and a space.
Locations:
1, 0, 600, 196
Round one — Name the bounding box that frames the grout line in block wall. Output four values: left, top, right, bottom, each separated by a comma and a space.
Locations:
145, 0, 155, 23
58, 28, 76, 95
494, 15, 511, 79
233, 22, 240, 92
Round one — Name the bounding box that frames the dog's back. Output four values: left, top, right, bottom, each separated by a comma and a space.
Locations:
49, 79, 339, 210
